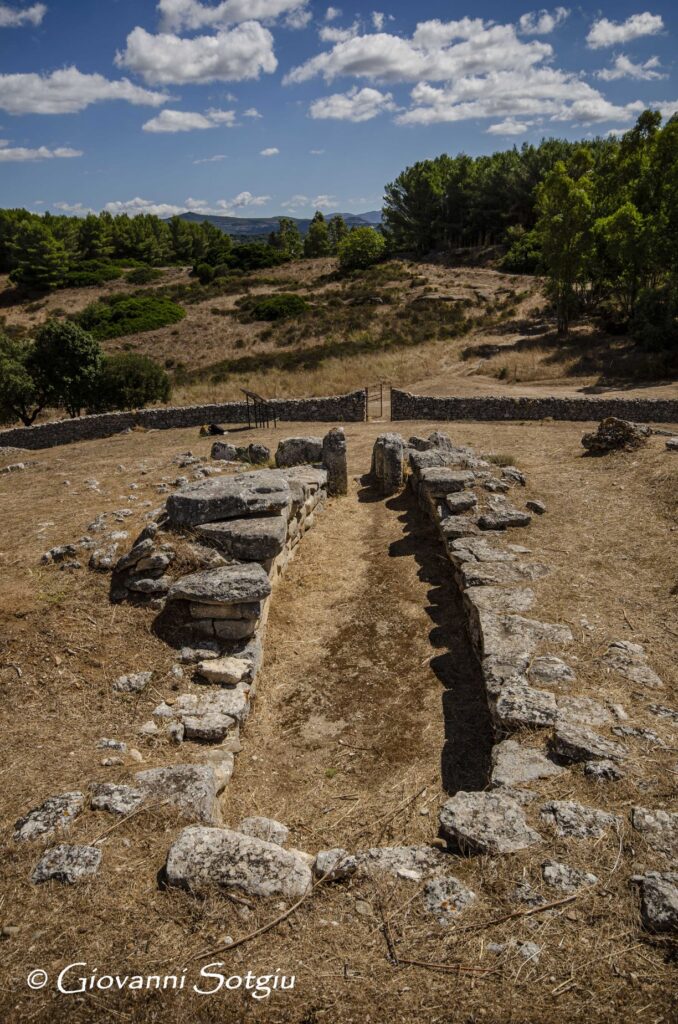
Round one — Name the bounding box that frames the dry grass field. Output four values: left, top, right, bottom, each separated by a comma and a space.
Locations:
0, 418, 676, 1024
2, 256, 675, 415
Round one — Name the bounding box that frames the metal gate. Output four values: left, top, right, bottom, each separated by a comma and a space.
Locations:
364, 382, 392, 422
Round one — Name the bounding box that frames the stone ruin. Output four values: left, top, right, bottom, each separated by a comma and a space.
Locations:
12, 424, 677, 934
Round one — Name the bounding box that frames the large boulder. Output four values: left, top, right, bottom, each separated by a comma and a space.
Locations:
164, 826, 313, 898
166, 470, 290, 527
581, 417, 651, 455
275, 437, 323, 468
196, 515, 287, 562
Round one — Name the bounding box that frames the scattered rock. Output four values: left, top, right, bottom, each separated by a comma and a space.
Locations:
631, 872, 678, 932
113, 671, 152, 694
439, 792, 542, 855
238, 816, 289, 847
501, 466, 526, 486
631, 807, 678, 858
164, 826, 313, 898
314, 848, 357, 881
91, 783, 145, 815
32, 845, 102, 885
540, 800, 620, 838
526, 499, 546, 514
541, 860, 598, 891
666, 437, 678, 452
584, 759, 625, 782
275, 437, 323, 468
529, 656, 575, 686
582, 417, 651, 454
550, 722, 627, 764
134, 765, 222, 824
14, 792, 84, 842
355, 846, 449, 880
602, 640, 663, 689
423, 877, 476, 923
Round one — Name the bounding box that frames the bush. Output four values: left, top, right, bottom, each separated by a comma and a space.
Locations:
230, 244, 287, 272
248, 293, 309, 321
32, 320, 102, 417
631, 285, 678, 352
337, 227, 386, 273
91, 353, 171, 411
76, 294, 186, 340
62, 261, 123, 287
193, 263, 215, 285
500, 227, 542, 274
126, 266, 164, 285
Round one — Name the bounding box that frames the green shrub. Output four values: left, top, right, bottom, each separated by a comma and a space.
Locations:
337, 227, 386, 273
193, 263, 215, 285
230, 244, 288, 272
61, 261, 123, 287
500, 228, 542, 274
32, 320, 103, 417
76, 294, 186, 339
248, 293, 309, 321
126, 266, 164, 285
91, 353, 171, 411
631, 285, 678, 352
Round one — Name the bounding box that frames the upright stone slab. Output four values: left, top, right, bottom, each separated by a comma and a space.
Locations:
322, 428, 348, 496
372, 433, 405, 495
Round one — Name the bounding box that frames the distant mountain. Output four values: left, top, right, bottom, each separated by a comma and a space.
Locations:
175, 210, 382, 239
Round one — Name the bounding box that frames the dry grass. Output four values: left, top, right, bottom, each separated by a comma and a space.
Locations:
0, 420, 676, 1023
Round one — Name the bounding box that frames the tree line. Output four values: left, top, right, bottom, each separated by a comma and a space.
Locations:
383, 110, 678, 347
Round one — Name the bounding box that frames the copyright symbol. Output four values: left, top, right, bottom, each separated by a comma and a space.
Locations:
27, 969, 48, 990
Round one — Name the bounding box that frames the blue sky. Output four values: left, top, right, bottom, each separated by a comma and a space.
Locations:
0, 1, 676, 218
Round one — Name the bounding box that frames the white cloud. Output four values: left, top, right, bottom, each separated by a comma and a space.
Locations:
284, 20, 552, 85
486, 118, 532, 135
0, 139, 82, 162
260, 146, 279, 155
310, 86, 396, 121
596, 54, 666, 81
102, 192, 271, 218
518, 7, 569, 35
143, 108, 236, 132
157, 0, 310, 31
310, 148, 325, 154
284, 6, 311, 29
243, 106, 262, 117
325, 6, 341, 20
397, 66, 644, 126
0, 2, 46, 27
192, 153, 228, 163
281, 193, 336, 210
586, 12, 664, 49
319, 22, 358, 43
116, 23, 277, 85
0, 67, 168, 115
53, 201, 94, 215
372, 11, 384, 31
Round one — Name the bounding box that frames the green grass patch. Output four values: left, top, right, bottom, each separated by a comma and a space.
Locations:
240, 293, 310, 322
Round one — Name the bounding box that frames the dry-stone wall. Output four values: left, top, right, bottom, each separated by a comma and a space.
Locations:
391, 388, 678, 424
369, 429, 677, 930
0, 390, 366, 451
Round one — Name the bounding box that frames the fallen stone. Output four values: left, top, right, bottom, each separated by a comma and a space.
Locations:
275, 436, 323, 468
540, 800, 620, 838
529, 656, 575, 686
501, 466, 526, 486
557, 696, 613, 728
164, 826, 313, 898
541, 860, 598, 892
114, 538, 155, 573
314, 848, 357, 881
491, 739, 564, 788
550, 722, 627, 764
355, 845, 449, 879
632, 872, 678, 932
201, 748, 235, 792
134, 765, 221, 823
211, 442, 238, 462
113, 671, 152, 694
602, 640, 663, 689
582, 417, 651, 454
91, 783, 145, 815
41, 543, 78, 565
166, 470, 291, 527
423, 877, 476, 924
526, 499, 546, 514
493, 682, 558, 730
246, 443, 270, 465
439, 792, 542, 855
196, 515, 287, 562
32, 845, 102, 885
483, 477, 510, 493
170, 688, 250, 740
238, 816, 289, 846
168, 562, 271, 606
631, 807, 678, 859
196, 655, 253, 686
478, 507, 532, 530
445, 492, 478, 514
179, 641, 221, 664
666, 438, 678, 452
584, 759, 625, 782
14, 792, 84, 842
126, 576, 170, 595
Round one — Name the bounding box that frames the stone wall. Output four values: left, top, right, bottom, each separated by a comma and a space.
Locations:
0, 390, 367, 451
391, 388, 678, 424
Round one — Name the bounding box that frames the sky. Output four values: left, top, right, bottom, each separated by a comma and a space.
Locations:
0, 1, 676, 219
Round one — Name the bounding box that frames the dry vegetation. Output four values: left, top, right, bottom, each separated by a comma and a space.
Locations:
4, 255, 674, 419
0, 419, 676, 1023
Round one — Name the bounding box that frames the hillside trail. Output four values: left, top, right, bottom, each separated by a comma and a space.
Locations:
224, 449, 492, 850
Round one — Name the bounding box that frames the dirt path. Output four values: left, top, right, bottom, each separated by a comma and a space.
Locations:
223, 460, 492, 850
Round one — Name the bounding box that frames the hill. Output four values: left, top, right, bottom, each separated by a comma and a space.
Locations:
176, 210, 382, 238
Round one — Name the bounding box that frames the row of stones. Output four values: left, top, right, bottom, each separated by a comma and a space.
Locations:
372, 429, 676, 933
13, 434, 351, 890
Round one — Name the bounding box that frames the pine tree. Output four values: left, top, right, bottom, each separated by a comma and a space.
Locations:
9, 221, 68, 291
304, 211, 330, 257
